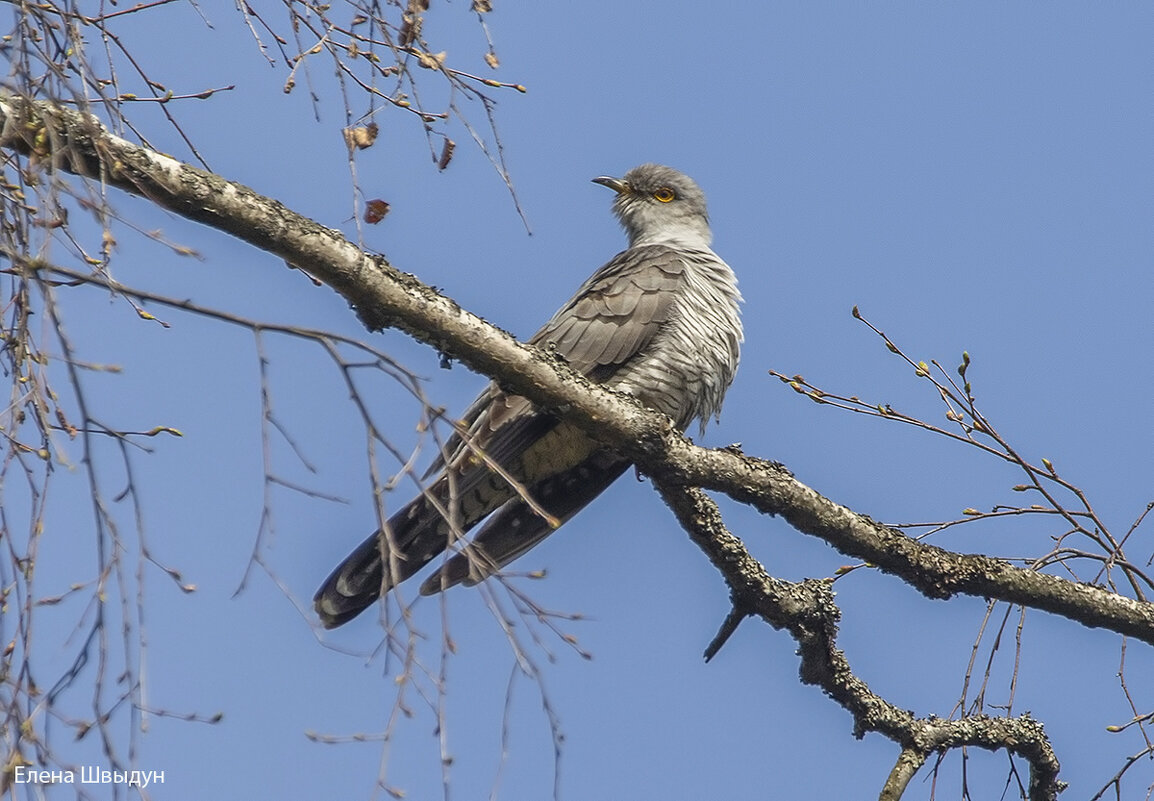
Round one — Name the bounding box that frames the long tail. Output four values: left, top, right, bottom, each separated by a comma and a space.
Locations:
418, 453, 630, 595
313, 488, 468, 628
314, 453, 629, 627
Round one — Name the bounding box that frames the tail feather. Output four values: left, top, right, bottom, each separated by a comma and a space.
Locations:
419, 454, 630, 595
314, 491, 461, 628
313, 530, 388, 629
315, 452, 630, 627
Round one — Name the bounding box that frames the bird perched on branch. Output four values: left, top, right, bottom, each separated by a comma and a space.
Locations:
315, 163, 742, 628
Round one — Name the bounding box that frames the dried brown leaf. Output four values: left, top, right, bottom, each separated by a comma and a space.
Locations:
364, 199, 391, 224
437, 139, 456, 170
343, 122, 379, 150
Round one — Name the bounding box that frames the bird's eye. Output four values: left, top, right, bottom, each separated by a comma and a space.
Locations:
653, 187, 676, 203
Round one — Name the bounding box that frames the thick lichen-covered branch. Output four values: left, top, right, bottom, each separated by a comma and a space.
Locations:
653, 482, 1064, 801
2, 95, 1151, 651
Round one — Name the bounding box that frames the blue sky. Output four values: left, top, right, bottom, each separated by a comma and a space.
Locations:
7, 2, 1154, 798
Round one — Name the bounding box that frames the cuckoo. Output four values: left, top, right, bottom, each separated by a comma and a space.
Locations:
314, 164, 742, 628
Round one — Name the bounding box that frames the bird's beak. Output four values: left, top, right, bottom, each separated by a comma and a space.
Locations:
592, 175, 629, 194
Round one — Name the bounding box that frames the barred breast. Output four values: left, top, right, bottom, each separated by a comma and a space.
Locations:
610, 247, 743, 434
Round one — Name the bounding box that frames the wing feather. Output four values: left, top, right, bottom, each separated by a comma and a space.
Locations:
428, 245, 688, 496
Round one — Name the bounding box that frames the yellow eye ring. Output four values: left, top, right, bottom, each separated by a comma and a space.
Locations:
653, 187, 676, 203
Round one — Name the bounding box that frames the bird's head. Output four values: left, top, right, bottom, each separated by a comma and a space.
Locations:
593, 163, 712, 249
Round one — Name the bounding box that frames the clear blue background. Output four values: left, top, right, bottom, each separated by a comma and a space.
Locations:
9, 2, 1153, 799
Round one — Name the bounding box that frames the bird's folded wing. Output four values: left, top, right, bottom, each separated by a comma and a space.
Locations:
426, 245, 689, 491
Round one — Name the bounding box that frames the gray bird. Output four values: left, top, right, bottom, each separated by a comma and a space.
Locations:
314, 164, 742, 628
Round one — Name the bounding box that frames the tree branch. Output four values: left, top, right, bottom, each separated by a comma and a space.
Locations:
654, 446, 1154, 645
880, 749, 924, 801
653, 481, 1064, 801
2, 94, 1151, 653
